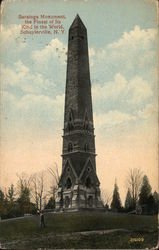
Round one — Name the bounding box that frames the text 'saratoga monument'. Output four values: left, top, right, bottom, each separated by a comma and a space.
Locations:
56, 15, 103, 211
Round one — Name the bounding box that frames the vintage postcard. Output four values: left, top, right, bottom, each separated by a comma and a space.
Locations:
0, 0, 158, 249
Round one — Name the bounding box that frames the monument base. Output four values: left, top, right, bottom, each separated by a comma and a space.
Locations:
55, 184, 104, 211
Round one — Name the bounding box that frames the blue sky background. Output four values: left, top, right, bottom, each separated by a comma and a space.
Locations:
0, 0, 158, 202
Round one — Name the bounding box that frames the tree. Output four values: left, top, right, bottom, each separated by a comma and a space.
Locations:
17, 185, 31, 215
0, 189, 5, 202
17, 173, 32, 215
147, 194, 156, 214
0, 187, 18, 219
47, 163, 60, 209
0, 189, 7, 219
153, 191, 159, 203
124, 188, 133, 212
139, 175, 152, 205
7, 184, 16, 203
153, 191, 159, 213
126, 168, 143, 209
48, 163, 60, 198
45, 197, 55, 210
139, 175, 155, 214
101, 189, 112, 209
31, 171, 48, 211
111, 180, 122, 212
5, 184, 18, 219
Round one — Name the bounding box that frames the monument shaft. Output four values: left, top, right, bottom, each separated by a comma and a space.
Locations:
56, 15, 103, 211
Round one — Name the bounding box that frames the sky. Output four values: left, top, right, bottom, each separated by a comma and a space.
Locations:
0, 0, 158, 203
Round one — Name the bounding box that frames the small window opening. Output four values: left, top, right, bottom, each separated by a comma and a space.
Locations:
68, 143, 73, 152
84, 143, 89, 152
68, 110, 74, 131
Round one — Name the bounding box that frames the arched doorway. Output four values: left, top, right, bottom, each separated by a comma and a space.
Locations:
88, 196, 93, 208
85, 176, 91, 188
65, 196, 70, 208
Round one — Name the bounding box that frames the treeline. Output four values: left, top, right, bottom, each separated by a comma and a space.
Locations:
0, 165, 59, 219
104, 169, 158, 215
0, 168, 158, 219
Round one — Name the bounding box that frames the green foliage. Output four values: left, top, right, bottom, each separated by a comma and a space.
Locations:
45, 197, 55, 209
153, 191, 159, 204
111, 181, 122, 212
7, 184, 15, 202
0, 189, 7, 219
139, 175, 156, 214
147, 195, 156, 214
0, 189, 5, 202
139, 175, 152, 204
0, 183, 36, 219
0, 197, 7, 219
17, 183, 31, 215
153, 191, 159, 213
125, 188, 133, 212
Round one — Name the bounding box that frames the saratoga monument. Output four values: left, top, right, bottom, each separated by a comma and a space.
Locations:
56, 15, 103, 211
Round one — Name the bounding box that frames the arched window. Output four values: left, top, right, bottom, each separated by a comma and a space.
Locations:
66, 177, 72, 189
84, 143, 89, 152
83, 111, 89, 130
85, 177, 91, 188
68, 110, 74, 131
68, 142, 73, 152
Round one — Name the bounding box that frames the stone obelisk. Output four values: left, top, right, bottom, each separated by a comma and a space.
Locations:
56, 15, 103, 211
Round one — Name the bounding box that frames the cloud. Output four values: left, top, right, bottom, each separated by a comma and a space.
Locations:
92, 72, 154, 129
89, 48, 96, 67
108, 26, 157, 73
92, 73, 152, 108
31, 38, 67, 86
89, 48, 95, 57
89, 47, 107, 68
1, 25, 156, 138
32, 38, 67, 66
128, 76, 153, 104
108, 25, 156, 50
0, 24, 29, 65
92, 73, 127, 101
90, 25, 156, 124
90, 26, 157, 82
138, 103, 157, 120
1, 61, 55, 96
1, 90, 64, 132
94, 111, 136, 129
0, 25, 27, 54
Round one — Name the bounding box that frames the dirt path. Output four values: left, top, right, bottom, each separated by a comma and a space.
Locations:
59, 228, 129, 236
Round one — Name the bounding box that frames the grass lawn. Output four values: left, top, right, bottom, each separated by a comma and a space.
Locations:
0, 212, 158, 249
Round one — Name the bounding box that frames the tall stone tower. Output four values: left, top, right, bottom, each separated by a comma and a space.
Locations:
56, 15, 103, 211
